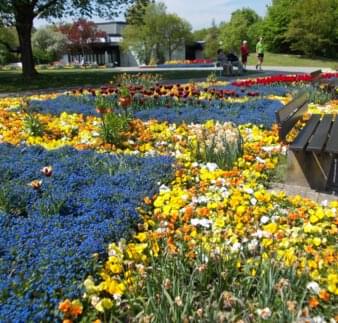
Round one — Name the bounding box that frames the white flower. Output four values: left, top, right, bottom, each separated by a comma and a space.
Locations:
256, 156, 266, 163
191, 218, 212, 228
256, 308, 272, 320
321, 200, 328, 207
231, 242, 242, 252
250, 198, 257, 206
260, 216, 270, 224
262, 145, 280, 153
312, 316, 326, 323
306, 281, 320, 294
159, 184, 171, 193
205, 162, 219, 171
248, 239, 259, 252
244, 187, 254, 194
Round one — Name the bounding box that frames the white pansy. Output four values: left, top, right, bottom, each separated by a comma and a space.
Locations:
256, 156, 266, 163
256, 308, 272, 320
159, 184, 171, 193
205, 162, 218, 171
231, 242, 242, 252
312, 316, 326, 323
260, 216, 270, 224
250, 198, 257, 205
321, 200, 328, 207
191, 218, 212, 228
306, 281, 320, 294
248, 239, 259, 252
244, 187, 254, 194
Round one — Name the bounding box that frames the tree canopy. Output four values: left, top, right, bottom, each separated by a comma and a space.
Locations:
122, 2, 191, 65
125, 0, 154, 25
285, 0, 338, 57
219, 8, 261, 54
0, 0, 134, 77
32, 26, 67, 64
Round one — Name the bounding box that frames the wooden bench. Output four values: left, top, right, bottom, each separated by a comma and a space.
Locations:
276, 91, 338, 194
310, 69, 322, 86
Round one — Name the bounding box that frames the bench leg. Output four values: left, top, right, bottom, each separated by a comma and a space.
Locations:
287, 150, 333, 192
327, 155, 338, 193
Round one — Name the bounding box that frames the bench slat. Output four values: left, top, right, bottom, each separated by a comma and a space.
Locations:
325, 116, 338, 154
306, 115, 333, 152
276, 92, 309, 123
289, 115, 320, 151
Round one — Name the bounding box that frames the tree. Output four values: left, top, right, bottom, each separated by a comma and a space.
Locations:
32, 26, 67, 64
219, 8, 261, 53
0, 27, 19, 65
262, 0, 299, 53
122, 2, 191, 64
285, 0, 338, 57
204, 20, 220, 59
125, 0, 154, 25
160, 14, 192, 60
59, 19, 106, 61
0, 0, 133, 78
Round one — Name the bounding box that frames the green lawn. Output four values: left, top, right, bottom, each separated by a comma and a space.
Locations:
247, 52, 338, 69
0, 69, 217, 93
0, 52, 336, 93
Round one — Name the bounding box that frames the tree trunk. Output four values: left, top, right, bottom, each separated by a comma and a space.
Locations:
16, 13, 37, 78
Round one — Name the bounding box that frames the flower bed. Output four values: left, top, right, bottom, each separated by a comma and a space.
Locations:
0, 75, 337, 322
0, 145, 173, 322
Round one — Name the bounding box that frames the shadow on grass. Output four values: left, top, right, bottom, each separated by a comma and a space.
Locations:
0, 69, 238, 93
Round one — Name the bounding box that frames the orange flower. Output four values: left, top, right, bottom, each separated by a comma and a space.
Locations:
59, 299, 72, 313
63, 320, 73, 323
69, 303, 83, 317
144, 196, 152, 205
288, 212, 298, 221
309, 297, 319, 308
183, 206, 193, 222
305, 245, 315, 254
167, 236, 177, 254
319, 290, 330, 302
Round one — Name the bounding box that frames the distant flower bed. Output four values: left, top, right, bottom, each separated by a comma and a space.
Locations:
28, 95, 283, 127
135, 99, 283, 127
232, 73, 338, 87
0, 144, 173, 322
165, 59, 213, 65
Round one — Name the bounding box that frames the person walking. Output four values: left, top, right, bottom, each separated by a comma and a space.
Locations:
256, 37, 265, 71
240, 40, 249, 71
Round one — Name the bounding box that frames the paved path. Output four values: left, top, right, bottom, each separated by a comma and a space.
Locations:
268, 183, 337, 203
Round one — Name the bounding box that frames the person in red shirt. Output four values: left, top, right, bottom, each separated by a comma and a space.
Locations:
240, 40, 249, 71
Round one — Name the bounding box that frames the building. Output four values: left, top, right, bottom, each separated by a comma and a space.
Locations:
60, 21, 203, 67
60, 21, 138, 67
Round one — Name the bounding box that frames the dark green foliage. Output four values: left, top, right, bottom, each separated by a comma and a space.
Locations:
219, 8, 262, 53
285, 0, 338, 58
125, 0, 154, 25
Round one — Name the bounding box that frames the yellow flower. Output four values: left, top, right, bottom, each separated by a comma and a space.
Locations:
125, 243, 148, 262
134, 232, 148, 242
327, 273, 338, 295
309, 208, 325, 224
94, 298, 113, 312
263, 223, 278, 234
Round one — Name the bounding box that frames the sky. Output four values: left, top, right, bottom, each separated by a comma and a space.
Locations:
161, 0, 271, 29
35, 0, 272, 30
